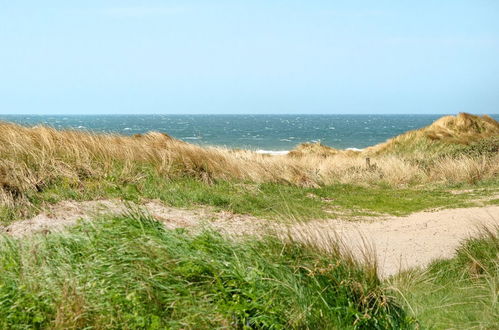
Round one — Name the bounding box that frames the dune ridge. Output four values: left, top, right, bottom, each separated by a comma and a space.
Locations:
365, 113, 499, 155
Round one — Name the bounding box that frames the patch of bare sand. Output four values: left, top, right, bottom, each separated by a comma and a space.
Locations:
0, 199, 268, 238
1, 200, 498, 278
2, 200, 127, 237
287, 206, 499, 277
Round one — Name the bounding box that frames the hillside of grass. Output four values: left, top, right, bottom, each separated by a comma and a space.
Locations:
366, 113, 499, 157
0, 212, 412, 329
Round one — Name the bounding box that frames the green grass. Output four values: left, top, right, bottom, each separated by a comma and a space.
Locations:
27, 177, 327, 221
391, 227, 499, 329
0, 212, 413, 329
486, 198, 499, 206
310, 184, 479, 217
444, 136, 499, 158
0, 172, 494, 225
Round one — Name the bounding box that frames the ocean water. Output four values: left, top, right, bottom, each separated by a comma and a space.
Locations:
1, 114, 497, 152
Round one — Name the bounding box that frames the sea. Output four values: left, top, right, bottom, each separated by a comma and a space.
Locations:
1, 114, 497, 154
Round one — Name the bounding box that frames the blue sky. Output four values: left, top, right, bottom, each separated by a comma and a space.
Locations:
0, 1, 498, 114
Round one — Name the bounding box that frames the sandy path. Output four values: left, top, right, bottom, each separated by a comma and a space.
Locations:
1, 200, 498, 277
287, 206, 499, 277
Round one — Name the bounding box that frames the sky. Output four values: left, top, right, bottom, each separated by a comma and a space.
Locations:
0, 1, 498, 115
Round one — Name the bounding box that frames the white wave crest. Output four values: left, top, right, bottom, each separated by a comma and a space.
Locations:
255, 150, 289, 155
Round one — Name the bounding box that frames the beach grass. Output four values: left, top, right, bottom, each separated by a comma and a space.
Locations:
390, 226, 499, 329
0, 113, 498, 225
2, 174, 496, 225
0, 211, 412, 329
0, 114, 498, 328
1, 209, 496, 329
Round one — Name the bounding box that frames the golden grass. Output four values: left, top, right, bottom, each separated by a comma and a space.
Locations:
367, 113, 499, 155
288, 142, 341, 157
429, 156, 498, 184
0, 113, 498, 208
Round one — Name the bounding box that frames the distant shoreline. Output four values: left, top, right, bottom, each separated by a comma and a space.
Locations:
255, 147, 365, 155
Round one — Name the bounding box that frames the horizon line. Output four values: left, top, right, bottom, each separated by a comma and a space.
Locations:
1, 112, 498, 116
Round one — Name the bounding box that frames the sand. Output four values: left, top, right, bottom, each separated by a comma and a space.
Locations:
1, 200, 498, 278
287, 207, 498, 277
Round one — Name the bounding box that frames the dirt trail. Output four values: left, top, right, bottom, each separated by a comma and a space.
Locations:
1, 200, 498, 278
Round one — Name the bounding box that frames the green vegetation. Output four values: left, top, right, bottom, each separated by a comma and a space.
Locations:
391, 227, 499, 329
1, 211, 497, 328
444, 136, 499, 159
1, 114, 498, 224
310, 184, 479, 217
0, 114, 497, 328
0, 212, 412, 329
1, 173, 493, 225
486, 198, 499, 206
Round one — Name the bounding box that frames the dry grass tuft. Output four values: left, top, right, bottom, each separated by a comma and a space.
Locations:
279, 221, 379, 278
429, 155, 499, 184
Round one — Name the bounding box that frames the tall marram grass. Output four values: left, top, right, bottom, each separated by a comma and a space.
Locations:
1, 122, 497, 205
0, 212, 413, 329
